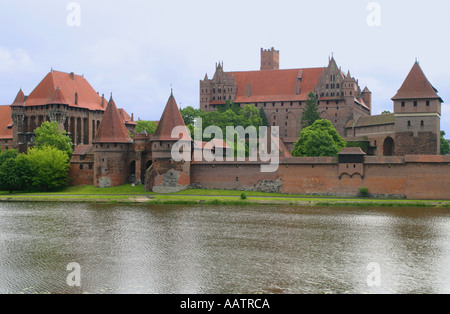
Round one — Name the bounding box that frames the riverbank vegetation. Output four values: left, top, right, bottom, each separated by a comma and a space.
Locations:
1, 184, 449, 208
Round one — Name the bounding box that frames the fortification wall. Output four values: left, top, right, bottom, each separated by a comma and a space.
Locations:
190, 156, 450, 200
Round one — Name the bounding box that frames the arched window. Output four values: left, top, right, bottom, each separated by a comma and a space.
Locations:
383, 137, 395, 156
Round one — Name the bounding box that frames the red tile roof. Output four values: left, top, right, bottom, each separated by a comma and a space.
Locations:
338, 147, 366, 155
229, 68, 325, 103
392, 62, 443, 101
151, 92, 191, 142
24, 71, 106, 111
0, 105, 13, 140
72, 144, 93, 156
11, 89, 25, 107
118, 109, 137, 126
47, 87, 69, 105
92, 97, 131, 144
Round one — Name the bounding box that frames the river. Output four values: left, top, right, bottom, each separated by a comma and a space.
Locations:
0, 202, 449, 294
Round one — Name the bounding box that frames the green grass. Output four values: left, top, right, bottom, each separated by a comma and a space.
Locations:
0, 184, 449, 208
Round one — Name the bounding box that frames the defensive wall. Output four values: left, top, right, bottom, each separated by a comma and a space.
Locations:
190, 155, 450, 200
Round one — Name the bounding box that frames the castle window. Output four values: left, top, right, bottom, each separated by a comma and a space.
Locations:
273, 122, 276, 126
337, 84, 340, 89
408, 121, 411, 127
402, 101, 405, 107
336, 101, 339, 105
421, 120, 424, 126
89, 164, 93, 170
414, 101, 418, 107
326, 84, 329, 89
350, 92, 352, 96
79, 164, 83, 170
326, 101, 329, 105
426, 101, 430, 107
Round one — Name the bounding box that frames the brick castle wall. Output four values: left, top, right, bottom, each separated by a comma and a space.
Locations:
190, 156, 450, 200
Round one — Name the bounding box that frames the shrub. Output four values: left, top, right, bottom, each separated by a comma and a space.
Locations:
241, 193, 247, 200
359, 187, 370, 198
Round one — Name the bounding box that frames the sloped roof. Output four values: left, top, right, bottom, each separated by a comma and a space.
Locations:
11, 89, 25, 107
118, 109, 137, 126
92, 97, 131, 144
392, 62, 443, 101
24, 70, 106, 111
338, 147, 366, 155
151, 92, 191, 142
229, 68, 325, 103
47, 87, 69, 105
346, 113, 395, 128
72, 144, 93, 156
0, 105, 13, 140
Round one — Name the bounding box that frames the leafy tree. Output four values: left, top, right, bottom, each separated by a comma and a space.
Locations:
26, 146, 70, 191
260, 107, 269, 127
34, 121, 73, 158
0, 158, 22, 193
301, 92, 320, 128
382, 110, 391, 114
441, 131, 450, 155
0, 151, 33, 193
136, 120, 157, 135
0, 149, 19, 165
180, 106, 203, 126
292, 119, 346, 157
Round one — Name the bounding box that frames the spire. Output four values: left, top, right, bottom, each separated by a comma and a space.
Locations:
11, 89, 25, 107
92, 96, 132, 144
151, 92, 191, 142
47, 86, 69, 105
392, 62, 443, 101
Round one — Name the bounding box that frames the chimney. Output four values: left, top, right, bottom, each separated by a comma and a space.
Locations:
131, 113, 134, 121
70, 72, 75, 80
101, 94, 105, 108
75, 92, 78, 105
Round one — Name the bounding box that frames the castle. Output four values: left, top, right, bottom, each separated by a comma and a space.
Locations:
200, 48, 372, 150
0, 51, 449, 199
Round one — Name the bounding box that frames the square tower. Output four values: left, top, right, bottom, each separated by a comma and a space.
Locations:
261, 47, 279, 71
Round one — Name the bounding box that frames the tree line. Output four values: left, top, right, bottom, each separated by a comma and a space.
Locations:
0, 122, 72, 193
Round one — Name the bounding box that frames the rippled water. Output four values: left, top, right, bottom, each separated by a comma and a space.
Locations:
0, 202, 449, 294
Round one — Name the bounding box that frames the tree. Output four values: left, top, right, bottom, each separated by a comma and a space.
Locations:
0, 149, 18, 165
180, 106, 203, 126
136, 120, 157, 135
259, 107, 269, 127
34, 121, 73, 158
301, 92, 320, 128
0, 151, 33, 193
441, 131, 450, 155
382, 110, 391, 114
26, 146, 70, 191
292, 119, 346, 157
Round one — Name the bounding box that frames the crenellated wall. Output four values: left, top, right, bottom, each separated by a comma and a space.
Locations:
190, 156, 450, 200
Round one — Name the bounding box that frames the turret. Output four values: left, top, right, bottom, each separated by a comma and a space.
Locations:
147, 91, 192, 193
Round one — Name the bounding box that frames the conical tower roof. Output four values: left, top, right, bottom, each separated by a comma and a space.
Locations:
11, 89, 25, 107
151, 92, 191, 142
47, 87, 69, 105
92, 96, 131, 144
392, 62, 443, 101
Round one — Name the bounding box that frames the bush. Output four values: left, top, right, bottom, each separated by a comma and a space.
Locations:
359, 187, 370, 198
241, 193, 247, 200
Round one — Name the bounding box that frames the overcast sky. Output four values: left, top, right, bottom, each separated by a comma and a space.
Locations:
1, 0, 449, 135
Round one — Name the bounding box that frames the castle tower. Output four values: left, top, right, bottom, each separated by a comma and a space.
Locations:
261, 47, 279, 71
92, 96, 132, 188
147, 91, 192, 193
391, 61, 443, 155
10, 89, 26, 151
361, 87, 372, 110
47, 87, 69, 131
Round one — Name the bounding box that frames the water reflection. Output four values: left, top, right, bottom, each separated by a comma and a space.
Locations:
0, 203, 449, 294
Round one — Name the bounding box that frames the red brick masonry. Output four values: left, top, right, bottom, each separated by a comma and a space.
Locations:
190, 155, 450, 200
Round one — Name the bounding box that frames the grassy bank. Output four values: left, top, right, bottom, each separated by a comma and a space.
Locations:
0, 185, 449, 208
